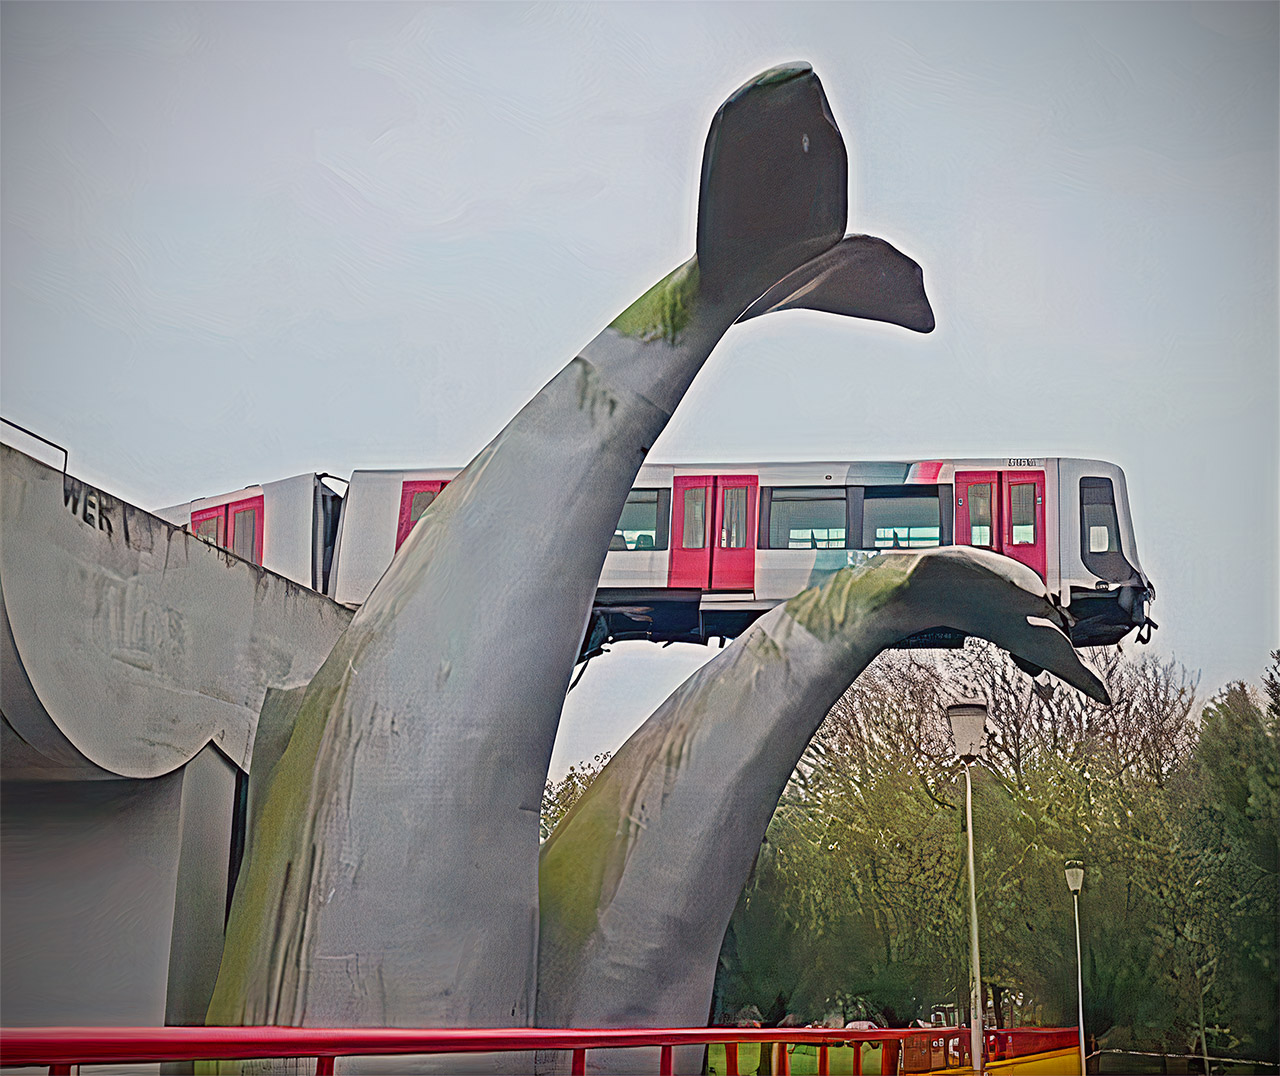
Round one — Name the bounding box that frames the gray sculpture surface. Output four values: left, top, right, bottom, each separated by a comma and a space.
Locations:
536, 549, 1107, 1072
207, 62, 934, 1035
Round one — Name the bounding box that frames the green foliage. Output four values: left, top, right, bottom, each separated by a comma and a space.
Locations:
1187, 666, 1280, 1062
540, 753, 611, 842
609, 259, 700, 343
714, 645, 1279, 1066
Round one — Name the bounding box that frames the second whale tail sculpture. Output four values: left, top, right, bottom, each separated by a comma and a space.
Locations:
207, 63, 934, 1047
536, 548, 1106, 1072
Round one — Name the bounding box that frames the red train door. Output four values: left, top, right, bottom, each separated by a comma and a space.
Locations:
396, 480, 451, 551
955, 471, 999, 553
669, 475, 758, 590
669, 475, 713, 587
1001, 470, 1046, 579
191, 494, 264, 565
191, 504, 226, 548
710, 474, 758, 590
228, 495, 264, 565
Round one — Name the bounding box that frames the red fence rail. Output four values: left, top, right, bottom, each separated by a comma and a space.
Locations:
986, 1027, 1076, 1063
0, 1024, 1078, 1074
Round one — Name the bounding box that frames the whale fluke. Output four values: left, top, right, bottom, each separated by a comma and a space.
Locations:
696, 63, 848, 301
536, 548, 1106, 1072
738, 233, 936, 332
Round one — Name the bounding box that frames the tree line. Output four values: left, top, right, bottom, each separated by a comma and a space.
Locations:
711, 642, 1280, 1069
711, 644, 1279, 1068
542, 645, 1278, 1067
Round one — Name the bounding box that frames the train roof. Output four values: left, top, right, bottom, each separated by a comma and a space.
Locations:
340, 457, 1128, 489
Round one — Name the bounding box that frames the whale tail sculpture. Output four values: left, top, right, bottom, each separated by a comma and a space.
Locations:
207, 64, 936, 1063
605, 63, 933, 360
700, 64, 934, 331
536, 548, 1105, 1072
738, 233, 935, 331
697, 63, 848, 302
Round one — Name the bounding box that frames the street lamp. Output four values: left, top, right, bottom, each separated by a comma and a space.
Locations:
1065, 860, 1086, 1076
947, 702, 988, 1075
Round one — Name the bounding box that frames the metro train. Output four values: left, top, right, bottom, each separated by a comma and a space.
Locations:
156, 456, 1156, 658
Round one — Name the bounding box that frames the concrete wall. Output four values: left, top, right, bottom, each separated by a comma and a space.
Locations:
1, 772, 184, 1025
0, 445, 356, 1029
1, 445, 352, 778
1, 742, 243, 1028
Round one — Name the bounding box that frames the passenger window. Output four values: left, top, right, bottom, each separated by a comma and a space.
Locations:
682, 487, 706, 549
863, 488, 941, 549
721, 486, 748, 548
1010, 483, 1036, 545
767, 487, 846, 549
409, 490, 437, 525
968, 484, 992, 547
193, 513, 223, 545
396, 480, 451, 551
614, 489, 663, 551
192, 497, 262, 565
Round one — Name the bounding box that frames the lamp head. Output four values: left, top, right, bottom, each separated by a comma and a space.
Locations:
1065, 860, 1084, 894
946, 702, 988, 761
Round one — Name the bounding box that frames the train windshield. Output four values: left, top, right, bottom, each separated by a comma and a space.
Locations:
1079, 476, 1132, 581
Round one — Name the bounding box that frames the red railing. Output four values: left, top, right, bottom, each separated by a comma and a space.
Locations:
0, 1024, 1077, 1074
985, 1027, 1077, 1063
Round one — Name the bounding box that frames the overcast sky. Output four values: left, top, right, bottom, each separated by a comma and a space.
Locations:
3, 2, 1276, 777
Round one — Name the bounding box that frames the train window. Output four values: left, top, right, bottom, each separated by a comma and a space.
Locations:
1010, 483, 1036, 545
765, 488, 847, 549
682, 487, 707, 549
192, 496, 263, 565
1080, 477, 1134, 582
193, 512, 223, 545
721, 486, 749, 548
409, 490, 437, 524
231, 505, 258, 561
396, 480, 451, 551
1081, 479, 1119, 551
862, 487, 941, 549
968, 483, 993, 547
613, 489, 669, 551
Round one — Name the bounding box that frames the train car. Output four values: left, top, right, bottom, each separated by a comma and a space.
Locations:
160, 456, 1155, 658
154, 473, 344, 593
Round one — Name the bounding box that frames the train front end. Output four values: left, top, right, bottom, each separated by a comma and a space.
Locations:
1057, 459, 1155, 647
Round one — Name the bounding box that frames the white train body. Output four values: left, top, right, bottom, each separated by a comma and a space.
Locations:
160, 456, 1154, 654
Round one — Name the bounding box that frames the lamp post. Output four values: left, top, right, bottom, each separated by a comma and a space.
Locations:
947, 702, 987, 1075
1065, 860, 1086, 1076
